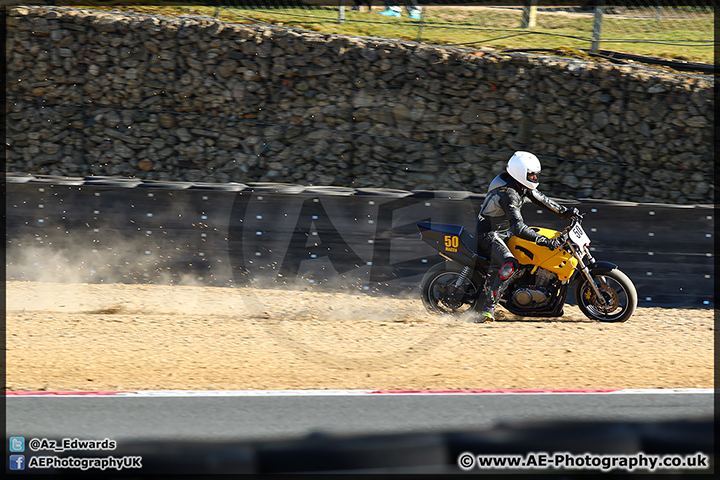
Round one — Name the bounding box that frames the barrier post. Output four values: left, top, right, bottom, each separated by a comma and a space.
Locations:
521, 0, 538, 28
591, 0, 605, 53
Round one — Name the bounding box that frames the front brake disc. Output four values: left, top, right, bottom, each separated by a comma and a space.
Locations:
593, 284, 619, 313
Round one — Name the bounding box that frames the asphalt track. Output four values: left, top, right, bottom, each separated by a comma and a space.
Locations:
6, 389, 713, 443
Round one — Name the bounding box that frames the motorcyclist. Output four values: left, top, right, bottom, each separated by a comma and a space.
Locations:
474, 151, 580, 323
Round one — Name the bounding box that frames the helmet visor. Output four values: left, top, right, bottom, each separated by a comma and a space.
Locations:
527, 171, 539, 183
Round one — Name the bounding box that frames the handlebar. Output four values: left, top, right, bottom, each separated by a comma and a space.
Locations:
561, 212, 584, 233
557, 212, 584, 245
571, 211, 585, 223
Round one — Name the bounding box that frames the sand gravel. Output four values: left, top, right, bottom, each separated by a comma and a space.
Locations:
5, 281, 714, 392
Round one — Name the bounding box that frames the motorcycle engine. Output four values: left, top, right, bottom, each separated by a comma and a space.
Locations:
511, 268, 557, 308
534, 267, 558, 287
512, 286, 551, 308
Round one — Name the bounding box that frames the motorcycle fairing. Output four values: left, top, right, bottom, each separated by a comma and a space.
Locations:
417, 222, 489, 267
507, 227, 579, 282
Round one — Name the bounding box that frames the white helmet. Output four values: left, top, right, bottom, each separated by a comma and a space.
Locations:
506, 151, 541, 190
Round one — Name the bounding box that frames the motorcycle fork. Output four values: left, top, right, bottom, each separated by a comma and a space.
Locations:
568, 243, 606, 306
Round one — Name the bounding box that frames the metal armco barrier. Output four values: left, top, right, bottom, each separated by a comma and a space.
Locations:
5, 174, 713, 308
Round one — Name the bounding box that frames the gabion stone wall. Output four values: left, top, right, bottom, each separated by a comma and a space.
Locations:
5, 6, 714, 204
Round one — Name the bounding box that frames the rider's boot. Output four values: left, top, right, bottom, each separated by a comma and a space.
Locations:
474, 261, 519, 323
476, 287, 501, 323
475, 268, 498, 323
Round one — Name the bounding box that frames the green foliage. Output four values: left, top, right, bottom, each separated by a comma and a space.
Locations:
63, 3, 713, 64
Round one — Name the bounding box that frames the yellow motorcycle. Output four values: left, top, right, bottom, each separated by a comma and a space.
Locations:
417, 215, 637, 322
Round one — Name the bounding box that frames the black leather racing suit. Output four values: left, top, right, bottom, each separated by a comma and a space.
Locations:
475, 171, 571, 317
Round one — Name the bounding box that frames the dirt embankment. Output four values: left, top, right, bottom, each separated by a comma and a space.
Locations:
5, 281, 714, 392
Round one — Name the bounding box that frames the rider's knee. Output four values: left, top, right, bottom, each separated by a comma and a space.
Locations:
499, 259, 519, 279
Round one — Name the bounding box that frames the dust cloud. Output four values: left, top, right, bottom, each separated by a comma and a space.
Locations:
5, 234, 428, 325
6, 232, 193, 285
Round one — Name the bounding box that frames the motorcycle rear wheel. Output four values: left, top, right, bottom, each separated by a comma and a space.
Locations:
420, 261, 486, 315
574, 268, 637, 322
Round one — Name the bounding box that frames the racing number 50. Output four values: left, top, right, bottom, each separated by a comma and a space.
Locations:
444, 235, 459, 249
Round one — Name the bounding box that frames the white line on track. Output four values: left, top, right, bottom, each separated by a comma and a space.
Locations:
6, 388, 714, 397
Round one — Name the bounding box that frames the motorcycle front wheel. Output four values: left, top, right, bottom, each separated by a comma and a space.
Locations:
420, 261, 486, 315
574, 268, 637, 323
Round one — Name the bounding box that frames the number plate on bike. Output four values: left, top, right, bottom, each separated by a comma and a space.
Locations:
569, 223, 591, 248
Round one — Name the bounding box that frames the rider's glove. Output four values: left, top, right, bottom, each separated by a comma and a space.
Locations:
536, 235, 562, 251
559, 206, 580, 220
